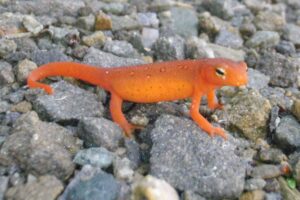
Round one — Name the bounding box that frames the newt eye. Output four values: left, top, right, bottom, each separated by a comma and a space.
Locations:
215, 67, 226, 79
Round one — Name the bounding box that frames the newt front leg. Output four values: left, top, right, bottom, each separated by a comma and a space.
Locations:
207, 90, 223, 110
190, 89, 227, 139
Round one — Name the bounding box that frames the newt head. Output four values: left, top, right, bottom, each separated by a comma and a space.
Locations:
200, 58, 248, 87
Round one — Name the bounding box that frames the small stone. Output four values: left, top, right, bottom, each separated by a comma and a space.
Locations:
95, 12, 112, 30
59, 165, 120, 200
5, 175, 63, 200
113, 157, 134, 182
278, 177, 300, 200
275, 40, 296, 55
170, 7, 198, 38
246, 31, 280, 48
16, 59, 37, 83
0, 39, 17, 58
215, 28, 243, 49
264, 178, 280, 193
73, 147, 115, 169
149, 0, 173, 12
254, 10, 286, 31
103, 40, 139, 58
82, 31, 106, 47
292, 99, 300, 121
76, 14, 96, 31
207, 43, 245, 61
201, 0, 246, 20
78, 117, 123, 151
275, 115, 300, 149
11, 101, 32, 113
124, 139, 140, 169
283, 24, 300, 46
48, 26, 80, 42
247, 68, 270, 90
0, 101, 10, 113
153, 36, 185, 60
258, 148, 287, 164
110, 14, 141, 31
260, 87, 293, 110
183, 191, 206, 200
0, 61, 14, 85
198, 12, 230, 36
255, 51, 299, 89
185, 36, 214, 59
132, 175, 179, 200
244, 178, 266, 191
251, 164, 282, 179
219, 90, 271, 141
30, 49, 70, 66
83, 47, 144, 67
102, 2, 127, 15
0, 176, 8, 200
239, 190, 265, 200
264, 192, 282, 200
23, 15, 43, 34
141, 28, 159, 49
137, 12, 159, 28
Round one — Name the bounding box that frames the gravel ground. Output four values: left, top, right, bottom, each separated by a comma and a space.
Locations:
0, 0, 300, 200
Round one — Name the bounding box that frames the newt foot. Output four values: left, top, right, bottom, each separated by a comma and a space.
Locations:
207, 126, 227, 140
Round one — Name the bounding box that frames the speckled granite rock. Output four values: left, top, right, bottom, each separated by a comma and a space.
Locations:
150, 115, 246, 199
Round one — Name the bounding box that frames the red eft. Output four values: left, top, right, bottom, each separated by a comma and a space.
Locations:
27, 58, 248, 139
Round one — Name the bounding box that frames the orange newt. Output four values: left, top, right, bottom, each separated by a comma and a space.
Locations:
27, 58, 248, 139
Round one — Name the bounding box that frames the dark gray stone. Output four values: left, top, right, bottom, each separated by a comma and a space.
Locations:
0, 39, 17, 58
150, 115, 246, 199
30, 49, 71, 66
247, 68, 270, 90
153, 36, 185, 60
215, 28, 243, 49
124, 139, 141, 169
275, 115, 300, 150
78, 117, 123, 151
283, 24, 300, 46
59, 165, 120, 200
275, 40, 296, 55
32, 81, 103, 122
103, 40, 139, 58
0, 61, 14, 85
170, 7, 198, 38
255, 51, 300, 88
0, 111, 80, 180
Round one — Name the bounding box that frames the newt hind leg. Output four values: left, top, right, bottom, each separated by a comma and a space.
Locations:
110, 92, 137, 137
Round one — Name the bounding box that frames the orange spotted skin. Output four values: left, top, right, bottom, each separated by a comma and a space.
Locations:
27, 58, 248, 139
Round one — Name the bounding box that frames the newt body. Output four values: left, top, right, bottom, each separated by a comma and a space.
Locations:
27, 58, 248, 139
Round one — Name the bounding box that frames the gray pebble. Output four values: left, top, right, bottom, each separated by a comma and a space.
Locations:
23, 15, 43, 35
103, 40, 139, 58
250, 164, 282, 179
0, 39, 17, 58
0, 61, 14, 85
246, 31, 280, 48
78, 117, 123, 151
30, 49, 70, 66
73, 147, 115, 169
153, 36, 185, 60
59, 165, 120, 200
275, 115, 300, 149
